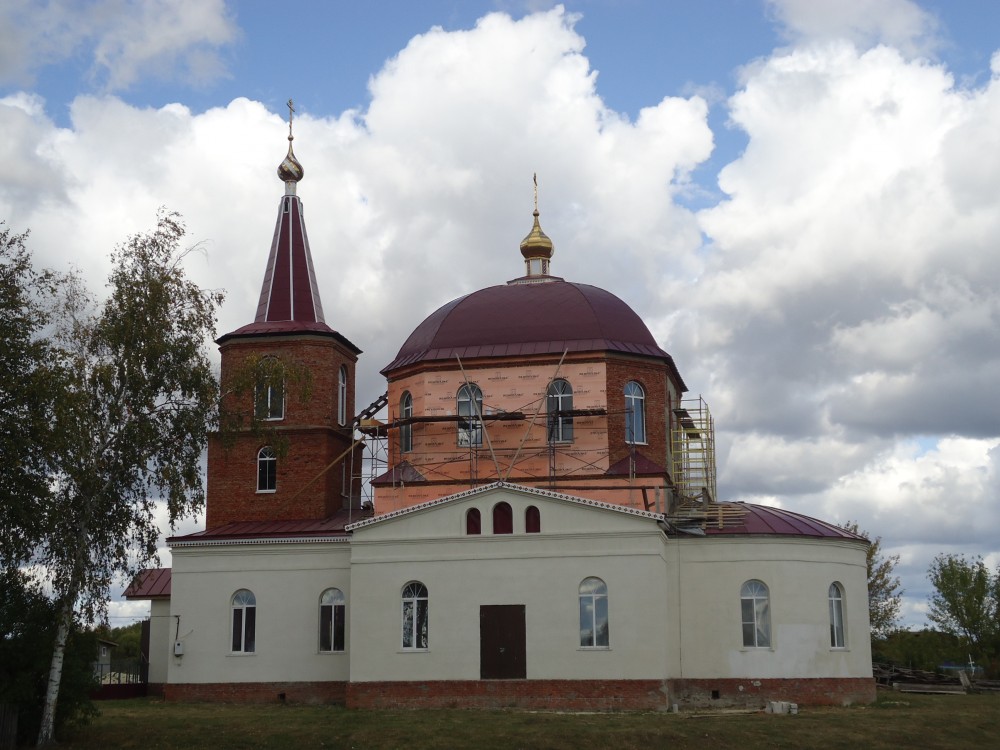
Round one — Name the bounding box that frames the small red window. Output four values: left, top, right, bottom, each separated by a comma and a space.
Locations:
492, 502, 513, 534
466, 508, 481, 535
526, 506, 540, 533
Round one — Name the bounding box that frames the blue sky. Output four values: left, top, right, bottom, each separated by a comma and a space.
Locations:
2, 0, 1000, 628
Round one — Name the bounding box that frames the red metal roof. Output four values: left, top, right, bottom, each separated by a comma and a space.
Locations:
382, 280, 686, 388
168, 510, 361, 543
123, 568, 172, 599
605, 452, 668, 477
256, 195, 324, 324
703, 503, 866, 539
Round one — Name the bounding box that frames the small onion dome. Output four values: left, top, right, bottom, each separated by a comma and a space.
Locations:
519, 208, 553, 260
277, 137, 304, 184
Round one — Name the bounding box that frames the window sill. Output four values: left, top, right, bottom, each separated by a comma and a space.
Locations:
740, 646, 775, 652
318, 650, 347, 655
625, 441, 649, 446
830, 647, 849, 652
398, 648, 430, 654
256, 489, 276, 494
577, 646, 611, 651
228, 652, 256, 657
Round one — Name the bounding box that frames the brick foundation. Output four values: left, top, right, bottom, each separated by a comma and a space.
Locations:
165, 681, 346, 705
347, 680, 669, 710
669, 677, 876, 708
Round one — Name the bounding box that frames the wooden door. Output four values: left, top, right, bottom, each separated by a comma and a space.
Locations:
480, 605, 526, 679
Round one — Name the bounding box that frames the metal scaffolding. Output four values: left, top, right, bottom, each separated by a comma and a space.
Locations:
671, 396, 717, 503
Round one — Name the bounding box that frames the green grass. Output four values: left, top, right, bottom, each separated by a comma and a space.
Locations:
59, 692, 1000, 750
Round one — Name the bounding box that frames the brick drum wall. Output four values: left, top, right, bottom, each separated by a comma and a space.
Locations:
165, 681, 347, 705
605, 357, 672, 471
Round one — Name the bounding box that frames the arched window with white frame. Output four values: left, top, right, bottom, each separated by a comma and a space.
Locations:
320, 588, 346, 652
829, 582, 846, 648
399, 391, 413, 453
624, 381, 646, 444
579, 577, 609, 648
254, 357, 284, 421
457, 384, 483, 447
231, 589, 256, 653
401, 581, 429, 649
338, 366, 348, 426
741, 580, 771, 648
257, 446, 276, 492
547, 379, 574, 443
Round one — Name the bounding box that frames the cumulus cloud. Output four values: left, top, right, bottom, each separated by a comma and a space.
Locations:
0, 0, 237, 91
766, 0, 940, 57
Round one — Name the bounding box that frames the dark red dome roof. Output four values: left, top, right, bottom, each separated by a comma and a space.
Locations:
382, 280, 680, 378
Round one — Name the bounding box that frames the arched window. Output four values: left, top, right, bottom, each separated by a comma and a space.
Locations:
231, 589, 256, 653
257, 446, 276, 492
399, 391, 413, 453
254, 357, 284, 421
624, 381, 646, 444
741, 580, 771, 648
320, 588, 346, 652
492, 502, 513, 534
457, 384, 483, 447
525, 505, 541, 533
337, 366, 348, 426
401, 582, 429, 649
579, 577, 609, 648
547, 379, 574, 443
829, 582, 846, 648
466, 508, 481, 535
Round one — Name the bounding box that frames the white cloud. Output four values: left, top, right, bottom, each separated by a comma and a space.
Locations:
766, 0, 940, 57
0, 0, 237, 91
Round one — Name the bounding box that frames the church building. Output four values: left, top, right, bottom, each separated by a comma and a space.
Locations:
125, 111, 876, 710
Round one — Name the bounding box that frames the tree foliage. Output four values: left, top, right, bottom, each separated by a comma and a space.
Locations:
842, 521, 903, 639
927, 554, 999, 660
13, 210, 225, 744
0, 569, 98, 745
0, 224, 66, 569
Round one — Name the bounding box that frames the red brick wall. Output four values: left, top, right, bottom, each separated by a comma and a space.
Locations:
347, 679, 668, 711
207, 332, 361, 528
606, 357, 673, 471
165, 681, 346, 705
669, 677, 876, 708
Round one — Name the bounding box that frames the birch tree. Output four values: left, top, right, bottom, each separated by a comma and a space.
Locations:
34, 211, 222, 745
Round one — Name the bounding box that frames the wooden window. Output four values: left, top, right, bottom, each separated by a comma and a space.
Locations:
492, 502, 513, 534
466, 508, 481, 535
525, 506, 540, 533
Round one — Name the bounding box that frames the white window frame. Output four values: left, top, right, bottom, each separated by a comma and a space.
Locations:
547, 379, 574, 443
457, 384, 483, 447
400, 391, 413, 453
579, 577, 609, 649
401, 581, 429, 650
319, 588, 346, 653
231, 589, 256, 653
829, 582, 846, 649
256, 446, 277, 493
254, 358, 284, 421
337, 366, 348, 426
741, 579, 771, 648
624, 381, 646, 444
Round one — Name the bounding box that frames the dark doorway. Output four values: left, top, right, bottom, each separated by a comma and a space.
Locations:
480, 605, 526, 679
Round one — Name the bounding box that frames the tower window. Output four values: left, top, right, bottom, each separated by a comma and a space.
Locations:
338, 366, 348, 426
400, 391, 413, 453
257, 446, 277, 492
457, 384, 483, 447
547, 379, 574, 443
624, 381, 646, 444
254, 358, 284, 421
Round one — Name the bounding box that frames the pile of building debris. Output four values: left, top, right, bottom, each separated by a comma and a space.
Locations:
874, 663, 1000, 694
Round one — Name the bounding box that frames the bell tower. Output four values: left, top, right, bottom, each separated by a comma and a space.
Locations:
206, 100, 363, 528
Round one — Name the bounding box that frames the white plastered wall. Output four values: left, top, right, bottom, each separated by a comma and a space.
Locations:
149, 599, 171, 685
167, 541, 352, 684
348, 487, 672, 683
668, 536, 872, 680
